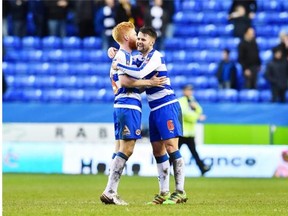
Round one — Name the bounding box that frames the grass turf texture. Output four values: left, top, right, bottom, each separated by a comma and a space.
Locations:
3, 174, 288, 216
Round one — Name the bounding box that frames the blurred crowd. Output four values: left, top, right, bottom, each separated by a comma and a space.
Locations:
216, 0, 288, 102
2, 0, 288, 103
2, 0, 175, 49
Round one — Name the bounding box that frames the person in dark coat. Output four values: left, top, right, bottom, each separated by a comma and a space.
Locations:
9, 0, 29, 37
216, 48, 238, 89
238, 27, 261, 89
44, 0, 69, 37
73, 0, 95, 38
264, 47, 288, 103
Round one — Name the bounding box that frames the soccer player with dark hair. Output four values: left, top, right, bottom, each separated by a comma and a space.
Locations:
113, 26, 187, 205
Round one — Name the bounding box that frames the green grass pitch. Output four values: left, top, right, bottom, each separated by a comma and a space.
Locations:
3, 174, 288, 216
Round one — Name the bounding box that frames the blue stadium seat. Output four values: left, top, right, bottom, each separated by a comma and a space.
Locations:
68, 63, 91, 75
192, 76, 209, 89
22, 89, 42, 102
164, 38, 182, 50
202, 1, 221, 11
74, 75, 103, 88
220, 1, 231, 11
28, 63, 51, 75
260, 50, 272, 63
10, 75, 35, 88
173, 25, 197, 37
33, 76, 56, 88
2, 62, 14, 75
3, 36, 21, 50
82, 37, 102, 49
3, 88, 23, 102
262, 0, 281, 11
221, 37, 240, 50
41, 89, 70, 102
217, 89, 238, 102
257, 76, 270, 90
238, 90, 260, 103
54, 63, 70, 75
62, 37, 81, 49
68, 89, 85, 102
14, 63, 29, 74
181, 1, 201, 12
259, 90, 272, 103
83, 89, 112, 102
194, 89, 218, 102
198, 24, 217, 37
21, 50, 43, 62
54, 75, 77, 88
184, 38, 200, 49
4, 49, 21, 62
82, 50, 109, 62
208, 77, 219, 89
42, 36, 62, 49
65, 50, 83, 62
43, 50, 65, 62
22, 36, 41, 49
170, 76, 187, 89
89, 63, 111, 75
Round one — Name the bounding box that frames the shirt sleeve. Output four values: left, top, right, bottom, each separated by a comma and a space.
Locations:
116, 52, 162, 79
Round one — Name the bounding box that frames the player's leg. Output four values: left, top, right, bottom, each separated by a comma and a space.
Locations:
185, 137, 211, 175
100, 108, 141, 205
153, 102, 187, 204
147, 113, 170, 205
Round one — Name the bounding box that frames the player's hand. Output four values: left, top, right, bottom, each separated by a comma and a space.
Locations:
108, 47, 118, 59
149, 73, 167, 87
111, 59, 118, 70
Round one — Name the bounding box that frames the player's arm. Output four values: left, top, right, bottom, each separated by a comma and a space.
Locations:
115, 54, 162, 79
119, 73, 166, 88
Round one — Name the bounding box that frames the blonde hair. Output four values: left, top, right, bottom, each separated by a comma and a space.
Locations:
112, 22, 135, 44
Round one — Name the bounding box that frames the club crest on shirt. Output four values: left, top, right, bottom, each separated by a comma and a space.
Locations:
122, 125, 131, 136
167, 120, 174, 131
135, 129, 141, 136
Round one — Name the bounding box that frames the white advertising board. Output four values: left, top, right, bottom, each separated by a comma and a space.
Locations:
2, 123, 204, 145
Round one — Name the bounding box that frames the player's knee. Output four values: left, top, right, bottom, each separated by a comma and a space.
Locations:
165, 144, 178, 154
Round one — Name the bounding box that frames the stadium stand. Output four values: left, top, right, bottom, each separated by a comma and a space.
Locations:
2, 0, 288, 103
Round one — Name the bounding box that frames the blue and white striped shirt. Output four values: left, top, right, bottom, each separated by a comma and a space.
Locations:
117, 49, 178, 111
110, 49, 142, 112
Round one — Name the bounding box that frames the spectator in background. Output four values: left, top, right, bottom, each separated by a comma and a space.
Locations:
44, 0, 69, 37
29, 0, 47, 37
238, 27, 261, 89
228, 5, 251, 39
229, 0, 257, 20
9, 0, 29, 37
216, 48, 238, 89
178, 84, 211, 176
275, 31, 288, 61
3, 0, 11, 36
264, 47, 288, 103
95, 0, 116, 50
73, 0, 95, 38
144, 0, 169, 50
114, 0, 143, 30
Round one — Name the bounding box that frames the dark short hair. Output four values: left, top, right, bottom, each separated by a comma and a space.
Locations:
139, 26, 157, 40
223, 48, 230, 54
182, 84, 193, 90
